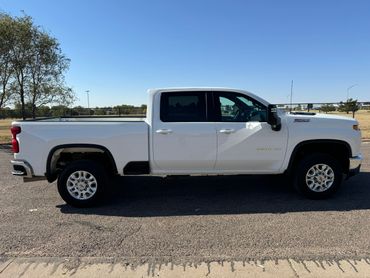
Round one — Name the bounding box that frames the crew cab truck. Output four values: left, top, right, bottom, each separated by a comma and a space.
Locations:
10, 88, 362, 207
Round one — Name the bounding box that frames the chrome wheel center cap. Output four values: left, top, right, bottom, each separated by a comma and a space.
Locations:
77, 183, 86, 190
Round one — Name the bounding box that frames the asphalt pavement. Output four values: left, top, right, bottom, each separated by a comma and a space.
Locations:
0, 143, 369, 276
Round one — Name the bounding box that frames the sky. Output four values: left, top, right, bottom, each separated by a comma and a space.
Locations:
1, 0, 369, 107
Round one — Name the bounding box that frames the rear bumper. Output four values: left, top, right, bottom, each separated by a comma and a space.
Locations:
348, 154, 362, 177
11, 160, 33, 178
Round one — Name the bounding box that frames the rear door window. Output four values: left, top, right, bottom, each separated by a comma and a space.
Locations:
160, 92, 207, 122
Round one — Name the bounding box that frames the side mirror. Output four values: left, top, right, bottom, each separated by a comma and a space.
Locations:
267, 104, 281, 131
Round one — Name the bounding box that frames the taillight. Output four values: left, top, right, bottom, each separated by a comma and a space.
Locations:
10, 126, 21, 153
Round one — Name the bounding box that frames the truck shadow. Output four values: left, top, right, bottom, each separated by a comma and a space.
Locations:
58, 172, 370, 217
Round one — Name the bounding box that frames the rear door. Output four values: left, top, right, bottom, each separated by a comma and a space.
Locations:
152, 91, 217, 173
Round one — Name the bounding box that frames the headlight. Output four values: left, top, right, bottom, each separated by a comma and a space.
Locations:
353, 124, 360, 131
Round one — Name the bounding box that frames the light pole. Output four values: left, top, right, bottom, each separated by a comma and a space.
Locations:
85, 90, 90, 115
346, 84, 358, 101
289, 80, 293, 112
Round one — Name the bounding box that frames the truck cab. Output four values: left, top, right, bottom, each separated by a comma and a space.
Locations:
149, 88, 288, 174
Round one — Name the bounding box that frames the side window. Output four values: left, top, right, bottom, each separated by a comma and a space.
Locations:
215, 92, 267, 122
219, 96, 241, 122
160, 92, 207, 122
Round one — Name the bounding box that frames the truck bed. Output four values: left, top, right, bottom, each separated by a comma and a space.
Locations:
12, 118, 149, 176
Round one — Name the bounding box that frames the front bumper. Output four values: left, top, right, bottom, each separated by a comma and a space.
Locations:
348, 154, 362, 177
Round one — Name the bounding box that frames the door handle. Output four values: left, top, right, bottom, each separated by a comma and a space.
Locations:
219, 128, 235, 134
156, 129, 173, 135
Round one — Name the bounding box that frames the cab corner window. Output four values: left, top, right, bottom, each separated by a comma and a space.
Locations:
215, 92, 267, 122
160, 92, 207, 122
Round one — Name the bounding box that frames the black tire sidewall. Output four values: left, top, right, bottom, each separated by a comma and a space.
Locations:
57, 160, 107, 207
294, 154, 342, 199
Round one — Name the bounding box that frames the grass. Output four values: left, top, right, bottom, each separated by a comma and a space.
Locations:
0, 111, 369, 144
342, 111, 370, 139
0, 119, 14, 144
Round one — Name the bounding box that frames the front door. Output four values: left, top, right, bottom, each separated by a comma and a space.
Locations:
213, 91, 288, 173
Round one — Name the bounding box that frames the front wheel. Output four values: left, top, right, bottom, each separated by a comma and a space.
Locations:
57, 160, 107, 207
294, 153, 342, 199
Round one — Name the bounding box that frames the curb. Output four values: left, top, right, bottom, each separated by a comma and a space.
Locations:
1, 257, 370, 277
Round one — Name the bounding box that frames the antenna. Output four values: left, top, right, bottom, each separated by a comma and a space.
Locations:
290, 80, 293, 112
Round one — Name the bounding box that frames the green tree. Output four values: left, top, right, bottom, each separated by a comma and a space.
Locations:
7, 14, 34, 119
0, 14, 14, 108
50, 105, 69, 117
338, 99, 360, 118
72, 106, 87, 116
113, 104, 146, 115
140, 104, 147, 114
94, 107, 106, 116
36, 105, 51, 117
307, 103, 313, 112
0, 12, 75, 119
28, 30, 74, 118
320, 104, 336, 113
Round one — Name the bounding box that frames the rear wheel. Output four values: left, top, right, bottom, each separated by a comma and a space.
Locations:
294, 153, 342, 199
57, 160, 107, 207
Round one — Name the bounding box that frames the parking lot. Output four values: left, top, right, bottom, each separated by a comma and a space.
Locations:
0, 144, 369, 276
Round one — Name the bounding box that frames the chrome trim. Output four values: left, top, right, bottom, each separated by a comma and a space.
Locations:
349, 154, 362, 170
11, 160, 33, 178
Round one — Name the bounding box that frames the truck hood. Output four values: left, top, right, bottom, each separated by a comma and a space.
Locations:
282, 112, 358, 127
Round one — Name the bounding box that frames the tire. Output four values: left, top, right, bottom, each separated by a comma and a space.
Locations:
57, 160, 107, 207
294, 153, 342, 199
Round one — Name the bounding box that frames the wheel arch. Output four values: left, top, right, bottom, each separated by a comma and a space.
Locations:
46, 144, 118, 182
286, 139, 352, 175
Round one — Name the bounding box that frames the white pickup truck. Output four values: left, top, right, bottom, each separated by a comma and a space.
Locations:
10, 88, 362, 207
